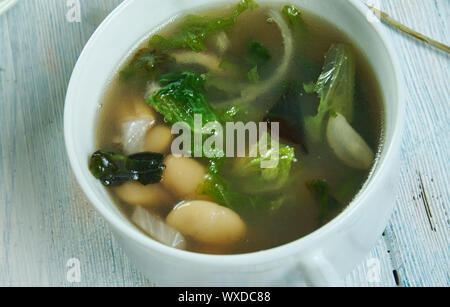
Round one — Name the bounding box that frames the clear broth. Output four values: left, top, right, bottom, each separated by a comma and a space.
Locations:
96, 4, 384, 254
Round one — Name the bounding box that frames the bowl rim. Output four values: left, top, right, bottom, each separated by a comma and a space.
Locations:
0, 0, 19, 15
64, 0, 404, 266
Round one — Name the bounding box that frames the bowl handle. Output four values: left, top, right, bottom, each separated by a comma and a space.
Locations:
298, 250, 344, 287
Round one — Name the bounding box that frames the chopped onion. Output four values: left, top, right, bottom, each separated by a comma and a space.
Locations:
131, 206, 187, 250
122, 118, 154, 155
326, 113, 375, 170
122, 84, 160, 155
145, 81, 161, 98
214, 31, 231, 55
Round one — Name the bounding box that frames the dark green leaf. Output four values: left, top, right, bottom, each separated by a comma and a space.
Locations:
303, 82, 315, 94
89, 151, 165, 186
148, 71, 225, 158
264, 82, 308, 153
282, 5, 307, 39
120, 48, 169, 82
247, 65, 260, 83
198, 161, 287, 216
246, 41, 271, 67
148, 71, 220, 130
304, 44, 356, 142
306, 179, 341, 222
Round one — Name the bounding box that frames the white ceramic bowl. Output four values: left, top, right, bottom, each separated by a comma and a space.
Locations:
64, 0, 404, 286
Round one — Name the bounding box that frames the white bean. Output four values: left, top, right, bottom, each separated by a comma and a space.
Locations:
143, 126, 173, 154
162, 155, 206, 197
166, 200, 246, 247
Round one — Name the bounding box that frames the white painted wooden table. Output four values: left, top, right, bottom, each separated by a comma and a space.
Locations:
0, 0, 448, 287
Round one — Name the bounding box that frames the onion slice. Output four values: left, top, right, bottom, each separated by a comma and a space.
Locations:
326, 113, 375, 170
122, 85, 161, 155
131, 206, 187, 250
214, 9, 294, 108
170, 51, 223, 73
122, 118, 154, 155
145, 81, 161, 98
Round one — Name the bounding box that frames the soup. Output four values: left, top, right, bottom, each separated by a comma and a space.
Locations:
90, 0, 383, 254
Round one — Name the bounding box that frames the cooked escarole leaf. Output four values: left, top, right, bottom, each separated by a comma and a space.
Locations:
200, 173, 287, 215
314, 44, 356, 121
216, 105, 242, 122
197, 133, 296, 215
198, 160, 287, 215
247, 66, 260, 83
120, 48, 169, 82
147, 71, 225, 158
147, 71, 220, 130
232, 133, 296, 194
305, 44, 356, 142
89, 151, 165, 186
149, 0, 258, 52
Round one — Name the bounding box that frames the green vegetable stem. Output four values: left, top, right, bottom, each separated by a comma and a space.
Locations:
305, 44, 356, 142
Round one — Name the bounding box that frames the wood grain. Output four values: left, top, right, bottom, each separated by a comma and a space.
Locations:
0, 0, 448, 287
